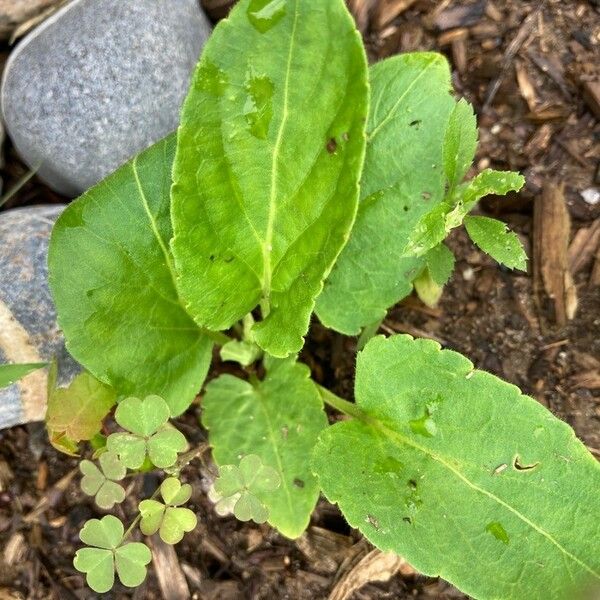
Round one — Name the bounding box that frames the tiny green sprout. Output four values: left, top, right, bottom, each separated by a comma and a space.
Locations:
80, 451, 126, 509
73, 515, 151, 593
213, 455, 281, 524
106, 395, 187, 469
139, 477, 197, 544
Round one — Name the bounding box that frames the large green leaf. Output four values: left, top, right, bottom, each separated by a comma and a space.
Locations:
315, 53, 455, 334
48, 136, 213, 415
171, 0, 369, 356
312, 335, 600, 599
203, 359, 327, 538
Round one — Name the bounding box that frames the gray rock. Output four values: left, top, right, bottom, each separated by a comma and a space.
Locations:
0, 204, 78, 429
1, 0, 211, 196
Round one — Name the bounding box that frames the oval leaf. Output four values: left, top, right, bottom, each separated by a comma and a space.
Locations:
48, 136, 213, 415
171, 0, 369, 356
316, 53, 455, 334
312, 335, 600, 599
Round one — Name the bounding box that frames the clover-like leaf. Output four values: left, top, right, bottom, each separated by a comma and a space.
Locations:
213, 455, 280, 524
107, 396, 187, 469
139, 478, 196, 544
74, 515, 151, 593
80, 451, 126, 509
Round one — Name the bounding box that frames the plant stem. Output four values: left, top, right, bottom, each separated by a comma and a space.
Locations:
316, 384, 368, 422
356, 317, 384, 351
201, 328, 232, 346
122, 486, 161, 542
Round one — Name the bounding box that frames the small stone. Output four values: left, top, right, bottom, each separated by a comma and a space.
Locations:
1, 0, 211, 196
581, 187, 600, 206
0, 205, 79, 429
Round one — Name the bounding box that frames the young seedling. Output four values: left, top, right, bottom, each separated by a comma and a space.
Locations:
212, 454, 281, 524
107, 395, 187, 469
44, 0, 600, 597
74, 515, 151, 593
80, 451, 126, 509
139, 477, 197, 544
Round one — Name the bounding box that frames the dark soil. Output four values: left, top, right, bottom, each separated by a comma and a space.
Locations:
1, 0, 599, 599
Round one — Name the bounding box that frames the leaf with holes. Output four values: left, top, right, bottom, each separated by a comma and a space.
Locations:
74, 515, 151, 593
213, 454, 281, 525
312, 335, 600, 600
80, 451, 126, 509
0, 363, 46, 389
443, 98, 477, 193
171, 0, 369, 356
106, 396, 187, 469
316, 53, 455, 334
464, 216, 527, 271
139, 478, 197, 544
48, 135, 213, 416
203, 360, 326, 537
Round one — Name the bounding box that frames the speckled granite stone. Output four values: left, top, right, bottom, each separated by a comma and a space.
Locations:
1, 0, 211, 196
0, 205, 79, 428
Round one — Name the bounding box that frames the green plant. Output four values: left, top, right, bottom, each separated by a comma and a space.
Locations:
44, 0, 599, 598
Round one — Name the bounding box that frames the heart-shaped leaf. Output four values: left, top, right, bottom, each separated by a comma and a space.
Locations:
107, 396, 187, 469
139, 478, 197, 544
74, 515, 151, 593
80, 451, 126, 509
79, 515, 123, 549
115, 395, 170, 436
213, 455, 280, 524
114, 543, 152, 588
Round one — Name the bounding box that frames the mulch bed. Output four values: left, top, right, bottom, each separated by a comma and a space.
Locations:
1, 0, 599, 598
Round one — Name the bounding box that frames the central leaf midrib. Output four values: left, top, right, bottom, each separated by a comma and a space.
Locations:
261, 0, 300, 300
367, 416, 600, 580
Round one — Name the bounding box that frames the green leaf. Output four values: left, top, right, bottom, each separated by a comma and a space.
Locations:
312, 335, 600, 599
203, 361, 327, 537
464, 215, 527, 271
74, 515, 151, 592
46, 371, 116, 450
171, 0, 369, 356
405, 169, 525, 258
139, 478, 197, 544
48, 135, 213, 416
73, 547, 115, 593
114, 543, 152, 588
442, 98, 477, 191
425, 243, 455, 286
0, 363, 46, 389
315, 53, 455, 334
80, 451, 126, 509
212, 455, 281, 526
107, 396, 187, 468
